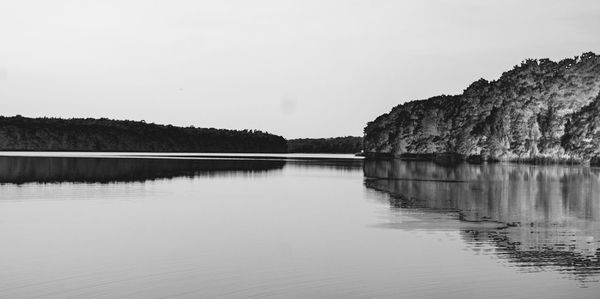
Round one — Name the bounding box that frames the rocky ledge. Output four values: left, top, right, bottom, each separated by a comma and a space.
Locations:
364, 52, 600, 164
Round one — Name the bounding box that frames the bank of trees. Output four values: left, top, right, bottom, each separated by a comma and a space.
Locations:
287, 136, 363, 153
0, 116, 287, 153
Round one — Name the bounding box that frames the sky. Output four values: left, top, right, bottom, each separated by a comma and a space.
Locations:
1, 0, 599, 138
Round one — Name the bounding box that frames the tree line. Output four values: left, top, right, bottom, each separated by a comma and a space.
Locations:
0, 116, 363, 154
0, 116, 287, 153
287, 136, 363, 153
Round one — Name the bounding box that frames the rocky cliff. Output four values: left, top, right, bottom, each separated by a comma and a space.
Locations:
364, 52, 600, 163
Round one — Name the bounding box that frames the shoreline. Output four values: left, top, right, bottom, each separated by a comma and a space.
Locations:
363, 152, 596, 166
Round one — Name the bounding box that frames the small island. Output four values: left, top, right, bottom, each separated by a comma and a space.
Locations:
364, 52, 600, 164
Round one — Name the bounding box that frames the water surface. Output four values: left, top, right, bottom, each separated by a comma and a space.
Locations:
1, 154, 599, 298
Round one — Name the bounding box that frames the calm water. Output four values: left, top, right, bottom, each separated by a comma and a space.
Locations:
1, 153, 600, 298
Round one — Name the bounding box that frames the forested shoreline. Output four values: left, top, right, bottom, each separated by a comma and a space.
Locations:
0, 116, 364, 154
364, 52, 600, 164
0, 116, 287, 153
287, 136, 362, 153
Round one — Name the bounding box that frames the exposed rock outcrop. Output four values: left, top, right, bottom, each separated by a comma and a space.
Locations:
364, 52, 600, 163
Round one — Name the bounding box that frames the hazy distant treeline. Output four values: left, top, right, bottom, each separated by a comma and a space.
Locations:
287, 136, 362, 153
0, 116, 287, 153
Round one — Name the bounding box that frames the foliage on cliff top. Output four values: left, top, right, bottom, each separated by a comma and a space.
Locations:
364, 52, 600, 162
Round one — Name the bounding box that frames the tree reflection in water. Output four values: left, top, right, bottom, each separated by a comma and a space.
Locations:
0, 156, 286, 184
364, 159, 600, 285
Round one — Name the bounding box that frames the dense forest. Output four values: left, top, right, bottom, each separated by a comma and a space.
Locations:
364, 52, 600, 163
287, 136, 362, 153
0, 116, 287, 153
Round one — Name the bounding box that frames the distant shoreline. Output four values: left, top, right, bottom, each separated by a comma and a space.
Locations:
0, 151, 364, 160
0, 116, 362, 154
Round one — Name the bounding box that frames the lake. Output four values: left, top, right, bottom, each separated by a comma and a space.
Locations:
1, 153, 599, 298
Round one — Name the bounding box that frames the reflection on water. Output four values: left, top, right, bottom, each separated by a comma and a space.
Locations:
287, 159, 363, 172
2, 154, 600, 297
0, 156, 286, 184
364, 159, 600, 284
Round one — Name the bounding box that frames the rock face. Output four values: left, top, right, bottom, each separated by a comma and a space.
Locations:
364, 52, 600, 163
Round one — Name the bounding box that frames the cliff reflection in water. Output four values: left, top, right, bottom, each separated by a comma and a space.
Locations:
0, 156, 285, 184
364, 159, 600, 283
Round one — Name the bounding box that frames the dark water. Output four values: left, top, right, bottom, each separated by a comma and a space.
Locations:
1, 154, 599, 298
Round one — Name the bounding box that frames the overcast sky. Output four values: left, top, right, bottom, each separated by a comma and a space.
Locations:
1, 0, 599, 138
